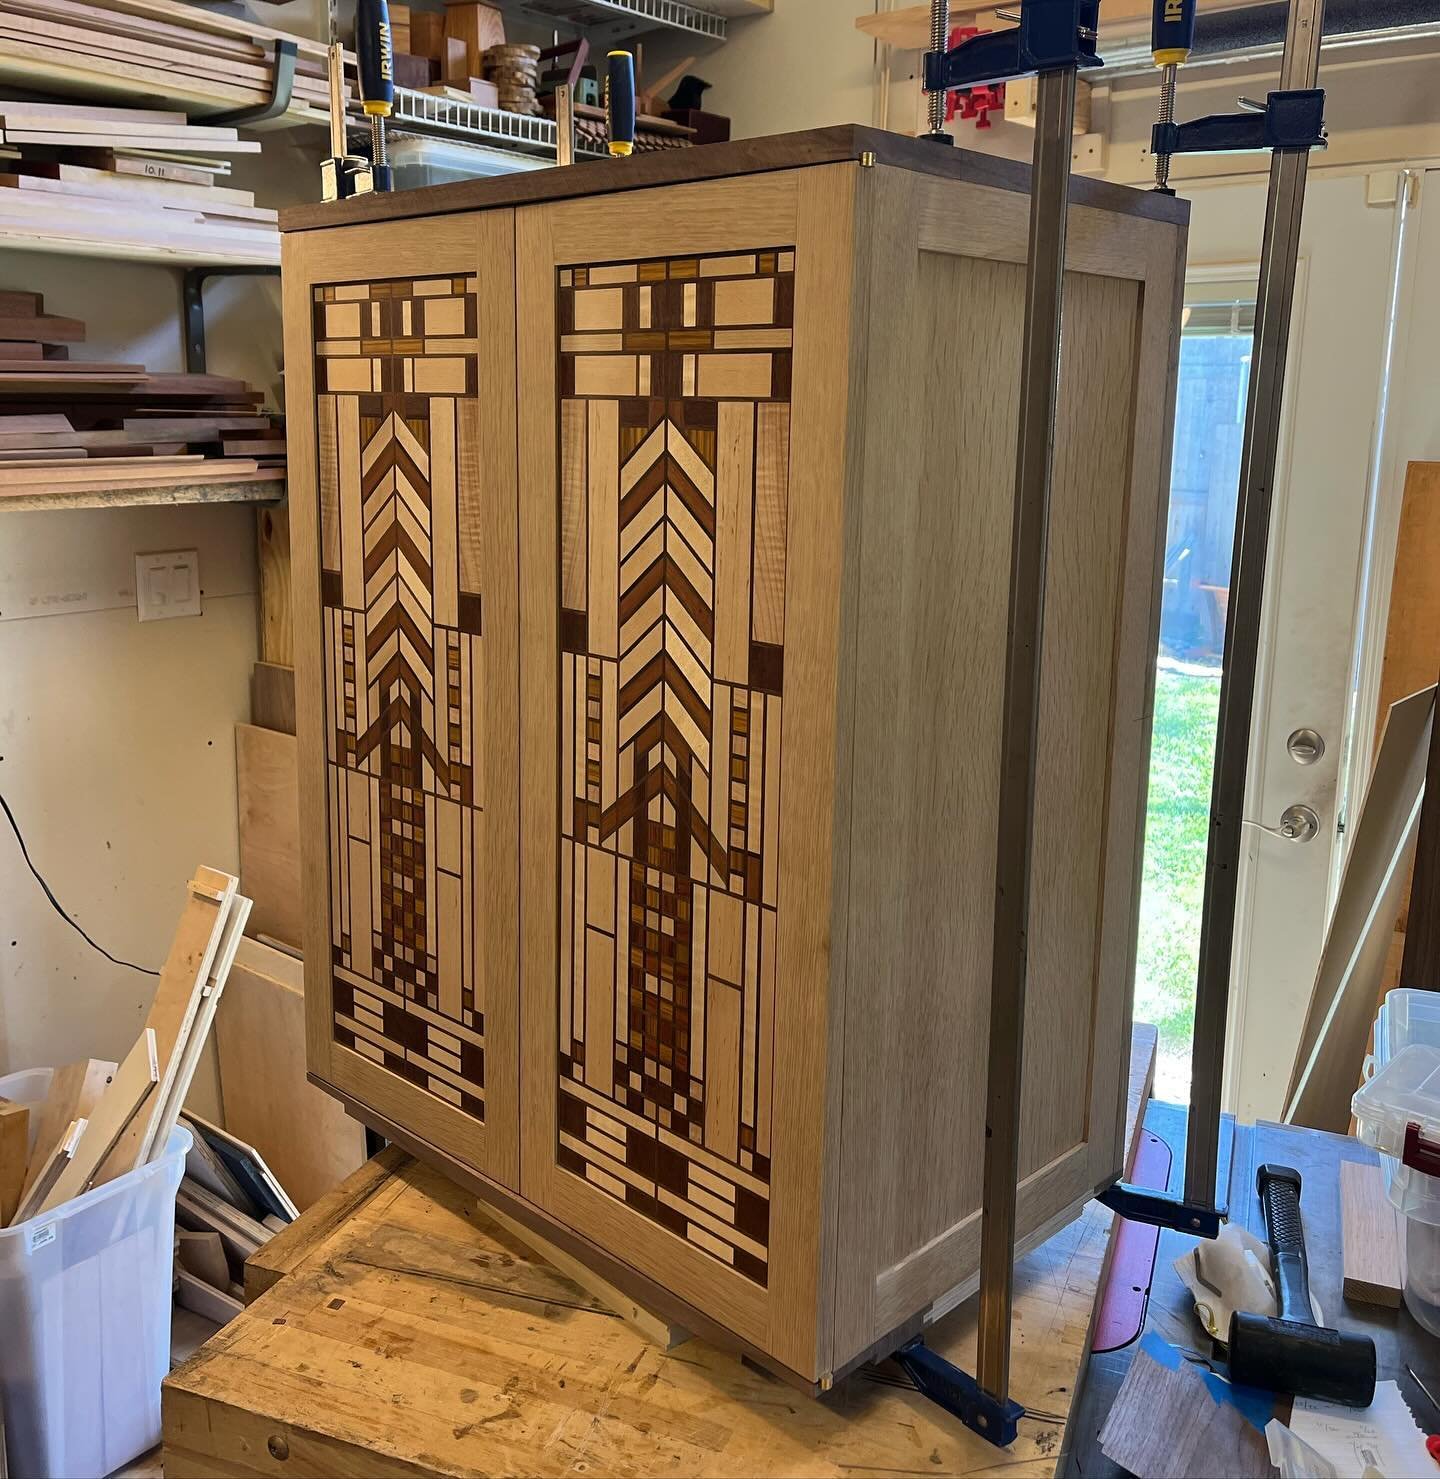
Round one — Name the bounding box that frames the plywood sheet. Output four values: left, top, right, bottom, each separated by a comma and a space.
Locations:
215, 937, 367, 1210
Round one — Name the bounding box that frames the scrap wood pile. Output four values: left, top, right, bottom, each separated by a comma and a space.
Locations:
0, 100, 279, 262
172, 1107, 296, 1356
0, 288, 284, 500
0, 869, 297, 1353
0, 0, 337, 125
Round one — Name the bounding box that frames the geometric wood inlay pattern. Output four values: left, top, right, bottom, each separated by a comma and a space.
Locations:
312, 276, 487, 1122
555, 249, 795, 1285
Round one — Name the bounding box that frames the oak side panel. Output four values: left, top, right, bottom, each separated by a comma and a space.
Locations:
770, 163, 860, 1380
282, 213, 520, 1191
832, 165, 1179, 1362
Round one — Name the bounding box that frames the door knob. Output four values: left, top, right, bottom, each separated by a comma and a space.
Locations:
1277, 804, 1320, 842
1243, 804, 1321, 843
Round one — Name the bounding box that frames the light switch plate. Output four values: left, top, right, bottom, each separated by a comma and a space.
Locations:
135, 549, 202, 621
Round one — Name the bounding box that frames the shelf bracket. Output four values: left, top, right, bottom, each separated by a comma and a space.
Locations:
209, 38, 299, 127
182, 267, 281, 375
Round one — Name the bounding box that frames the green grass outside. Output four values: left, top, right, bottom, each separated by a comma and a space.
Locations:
1135, 665, 1222, 1099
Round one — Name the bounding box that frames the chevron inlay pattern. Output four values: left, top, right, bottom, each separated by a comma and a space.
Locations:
312, 276, 487, 1121
556, 249, 795, 1286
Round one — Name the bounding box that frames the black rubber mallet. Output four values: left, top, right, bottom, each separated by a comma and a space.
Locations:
1227, 1164, 1377, 1407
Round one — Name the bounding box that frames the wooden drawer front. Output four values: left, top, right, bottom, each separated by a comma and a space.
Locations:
311, 273, 496, 1139
554, 248, 795, 1290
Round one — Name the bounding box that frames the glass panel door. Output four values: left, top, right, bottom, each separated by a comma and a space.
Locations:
1137, 280, 1255, 1101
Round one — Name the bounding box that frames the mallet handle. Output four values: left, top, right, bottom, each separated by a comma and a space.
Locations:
1257, 1164, 1309, 1323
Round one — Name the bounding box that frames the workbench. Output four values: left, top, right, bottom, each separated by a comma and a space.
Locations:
1063, 1104, 1440, 1474
161, 1147, 1102, 1476
160, 1030, 1157, 1476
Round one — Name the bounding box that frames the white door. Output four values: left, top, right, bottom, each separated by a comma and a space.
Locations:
1134, 170, 1408, 1119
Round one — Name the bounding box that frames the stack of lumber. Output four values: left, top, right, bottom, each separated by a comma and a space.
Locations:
0, 0, 339, 125
482, 41, 541, 116
542, 94, 696, 153
0, 101, 279, 262
0, 869, 253, 1230
0, 289, 284, 501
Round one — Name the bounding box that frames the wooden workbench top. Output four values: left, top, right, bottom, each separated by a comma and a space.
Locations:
279, 123, 1190, 236
162, 1025, 1155, 1477
163, 1145, 1108, 1477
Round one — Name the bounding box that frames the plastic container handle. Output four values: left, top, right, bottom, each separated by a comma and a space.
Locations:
1403, 1121, 1440, 1177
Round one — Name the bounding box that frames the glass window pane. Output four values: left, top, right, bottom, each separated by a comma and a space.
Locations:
1136, 284, 1255, 1102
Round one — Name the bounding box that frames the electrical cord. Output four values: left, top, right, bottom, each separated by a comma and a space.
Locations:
0, 788, 159, 976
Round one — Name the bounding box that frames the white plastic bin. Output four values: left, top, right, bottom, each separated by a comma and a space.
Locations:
0, 1067, 190, 1479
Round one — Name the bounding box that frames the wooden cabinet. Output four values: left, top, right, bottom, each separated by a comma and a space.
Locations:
281, 126, 1187, 1389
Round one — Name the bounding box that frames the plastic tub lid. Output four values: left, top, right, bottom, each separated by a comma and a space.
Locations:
1353, 1043, 1440, 1161
1380, 988, 1440, 1063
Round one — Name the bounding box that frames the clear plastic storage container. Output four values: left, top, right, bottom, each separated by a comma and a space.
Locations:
1354, 1003, 1440, 1336
389, 135, 551, 192
0, 1067, 190, 1479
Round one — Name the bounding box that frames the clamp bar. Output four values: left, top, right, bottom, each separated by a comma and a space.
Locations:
1184, 0, 1326, 1212
975, 61, 1078, 1408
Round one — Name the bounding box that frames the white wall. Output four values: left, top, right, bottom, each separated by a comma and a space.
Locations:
0, 113, 297, 1113
643, 0, 884, 136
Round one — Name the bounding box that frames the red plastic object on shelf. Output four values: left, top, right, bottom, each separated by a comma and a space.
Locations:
944, 26, 1006, 129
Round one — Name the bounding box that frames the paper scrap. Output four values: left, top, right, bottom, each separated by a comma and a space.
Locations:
1267, 1417, 1339, 1479
1289, 1381, 1431, 1477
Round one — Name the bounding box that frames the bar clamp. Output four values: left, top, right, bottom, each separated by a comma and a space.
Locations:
1152, 88, 1326, 161
923, 0, 1101, 99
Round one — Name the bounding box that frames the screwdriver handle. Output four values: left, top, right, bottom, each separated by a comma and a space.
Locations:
606, 50, 636, 158
356, 0, 394, 117
1152, 0, 1197, 65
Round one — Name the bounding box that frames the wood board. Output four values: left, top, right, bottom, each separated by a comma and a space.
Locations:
215, 937, 367, 1211
0, 1099, 28, 1225
19, 1057, 115, 1201
1341, 1159, 1404, 1309
249, 661, 295, 735
234, 725, 301, 950
1286, 686, 1436, 1129
256, 504, 292, 666
94, 867, 237, 1184
177, 1228, 230, 1290
35, 1028, 158, 1213
176, 1180, 269, 1264
12, 1118, 85, 1224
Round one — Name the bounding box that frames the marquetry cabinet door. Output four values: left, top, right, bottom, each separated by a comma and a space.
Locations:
283, 214, 521, 1191
515, 169, 858, 1380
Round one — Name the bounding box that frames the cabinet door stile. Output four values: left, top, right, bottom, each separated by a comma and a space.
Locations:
284, 213, 520, 1189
